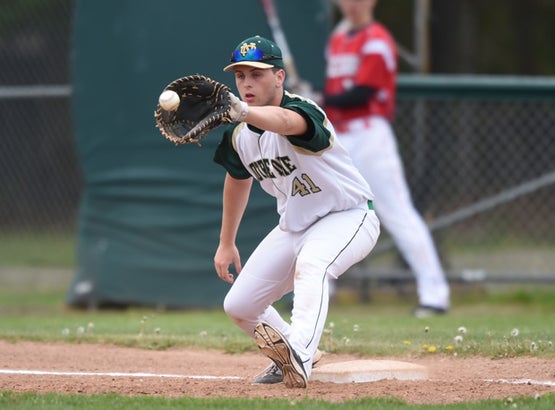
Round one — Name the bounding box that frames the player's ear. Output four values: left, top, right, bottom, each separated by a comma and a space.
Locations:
274, 68, 286, 88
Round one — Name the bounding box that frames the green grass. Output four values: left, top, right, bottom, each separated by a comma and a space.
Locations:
0, 287, 553, 357
0, 230, 76, 267
0, 391, 553, 410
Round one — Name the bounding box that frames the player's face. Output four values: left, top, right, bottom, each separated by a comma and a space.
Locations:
233, 67, 285, 107
336, 0, 375, 27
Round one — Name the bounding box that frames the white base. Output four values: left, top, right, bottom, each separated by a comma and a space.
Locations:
310, 359, 428, 383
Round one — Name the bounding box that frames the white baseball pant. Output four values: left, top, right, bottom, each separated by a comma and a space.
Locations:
223, 204, 380, 377
336, 116, 450, 309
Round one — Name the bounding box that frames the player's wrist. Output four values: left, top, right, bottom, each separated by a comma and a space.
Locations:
218, 238, 236, 247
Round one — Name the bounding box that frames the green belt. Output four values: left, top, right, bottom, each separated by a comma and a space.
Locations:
367, 200, 374, 211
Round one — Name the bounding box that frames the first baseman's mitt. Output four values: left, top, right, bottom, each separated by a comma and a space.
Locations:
154, 74, 248, 146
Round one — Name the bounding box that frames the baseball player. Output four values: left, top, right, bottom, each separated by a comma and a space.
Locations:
213, 35, 380, 388
323, 0, 450, 317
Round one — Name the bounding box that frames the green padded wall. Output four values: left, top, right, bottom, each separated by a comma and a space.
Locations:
66, 0, 329, 308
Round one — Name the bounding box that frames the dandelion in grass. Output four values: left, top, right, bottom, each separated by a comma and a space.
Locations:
199, 331, 208, 337
87, 322, 94, 333
62, 328, 70, 336
458, 326, 467, 334
424, 326, 429, 333
154, 327, 161, 335
76, 326, 85, 335
445, 345, 454, 351
139, 318, 146, 336
454, 335, 463, 344
353, 324, 360, 332
403, 340, 411, 345
422, 344, 429, 350
510, 328, 519, 337
328, 322, 335, 329
530, 342, 538, 352
427, 345, 437, 353
342, 336, 351, 345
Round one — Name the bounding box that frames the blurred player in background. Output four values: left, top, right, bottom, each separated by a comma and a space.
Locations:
214, 35, 380, 387
323, 0, 450, 317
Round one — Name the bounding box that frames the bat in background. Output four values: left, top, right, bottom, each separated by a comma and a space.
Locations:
259, 0, 319, 100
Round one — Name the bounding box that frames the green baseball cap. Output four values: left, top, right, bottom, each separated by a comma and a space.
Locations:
223, 35, 284, 72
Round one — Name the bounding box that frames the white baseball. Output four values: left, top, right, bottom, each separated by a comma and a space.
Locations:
159, 90, 180, 111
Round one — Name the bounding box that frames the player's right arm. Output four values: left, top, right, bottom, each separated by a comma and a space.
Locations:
242, 105, 308, 137
214, 173, 253, 283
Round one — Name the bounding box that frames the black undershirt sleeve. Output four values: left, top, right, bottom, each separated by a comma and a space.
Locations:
324, 85, 375, 108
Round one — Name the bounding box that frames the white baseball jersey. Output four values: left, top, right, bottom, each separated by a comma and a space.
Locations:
214, 91, 373, 232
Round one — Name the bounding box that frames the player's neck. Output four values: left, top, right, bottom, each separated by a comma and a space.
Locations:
347, 17, 373, 35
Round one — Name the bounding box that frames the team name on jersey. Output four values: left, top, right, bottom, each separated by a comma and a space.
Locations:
326, 54, 359, 78
249, 155, 297, 181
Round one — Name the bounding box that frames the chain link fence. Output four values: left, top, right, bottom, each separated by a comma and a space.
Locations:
1, 1, 554, 290
1, 0, 78, 237
351, 82, 555, 289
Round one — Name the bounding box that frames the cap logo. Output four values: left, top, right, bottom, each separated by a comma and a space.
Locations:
224, 36, 284, 71
239, 42, 257, 57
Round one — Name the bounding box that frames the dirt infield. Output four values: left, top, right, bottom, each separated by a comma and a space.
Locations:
0, 341, 553, 404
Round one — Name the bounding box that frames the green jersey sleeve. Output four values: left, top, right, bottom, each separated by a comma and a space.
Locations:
282, 95, 332, 152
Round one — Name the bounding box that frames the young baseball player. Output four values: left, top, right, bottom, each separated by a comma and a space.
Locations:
213, 35, 380, 388
323, 0, 450, 317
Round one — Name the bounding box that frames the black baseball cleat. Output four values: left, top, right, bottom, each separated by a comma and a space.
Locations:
252, 348, 323, 384
412, 305, 448, 318
253, 322, 308, 388
252, 363, 282, 384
